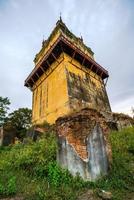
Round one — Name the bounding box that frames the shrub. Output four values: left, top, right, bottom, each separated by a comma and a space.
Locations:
6, 176, 16, 195
48, 162, 63, 186
0, 183, 5, 195
0, 176, 16, 196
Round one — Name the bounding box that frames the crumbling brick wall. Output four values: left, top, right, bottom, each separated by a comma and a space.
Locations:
56, 108, 112, 180
113, 113, 134, 130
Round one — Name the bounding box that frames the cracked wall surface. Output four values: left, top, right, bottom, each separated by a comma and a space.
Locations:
56, 108, 112, 181
66, 68, 111, 114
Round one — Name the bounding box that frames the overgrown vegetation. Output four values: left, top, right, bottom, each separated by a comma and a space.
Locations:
94, 127, 134, 199
0, 127, 134, 199
0, 96, 32, 140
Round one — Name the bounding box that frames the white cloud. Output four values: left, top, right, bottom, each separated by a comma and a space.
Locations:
112, 95, 134, 117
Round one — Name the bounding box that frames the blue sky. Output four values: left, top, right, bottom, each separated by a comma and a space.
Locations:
0, 0, 134, 115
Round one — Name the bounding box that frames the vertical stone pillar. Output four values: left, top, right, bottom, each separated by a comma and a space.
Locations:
0, 127, 4, 146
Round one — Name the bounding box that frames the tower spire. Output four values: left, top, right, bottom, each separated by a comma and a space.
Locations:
80, 35, 83, 42
42, 35, 45, 47
56, 12, 63, 25
59, 12, 62, 22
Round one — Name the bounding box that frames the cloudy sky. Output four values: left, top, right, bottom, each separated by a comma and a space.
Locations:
0, 0, 133, 115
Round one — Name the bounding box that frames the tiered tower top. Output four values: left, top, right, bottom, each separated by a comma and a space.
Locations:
25, 19, 108, 89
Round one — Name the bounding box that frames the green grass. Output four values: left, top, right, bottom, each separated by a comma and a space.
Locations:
94, 127, 134, 199
0, 127, 134, 200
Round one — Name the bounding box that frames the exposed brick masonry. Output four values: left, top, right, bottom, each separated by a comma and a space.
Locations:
56, 108, 112, 163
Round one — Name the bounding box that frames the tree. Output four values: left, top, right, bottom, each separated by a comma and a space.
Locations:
131, 107, 134, 118
0, 96, 10, 126
8, 108, 32, 139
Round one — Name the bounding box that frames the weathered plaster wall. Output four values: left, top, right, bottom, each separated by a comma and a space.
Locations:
32, 53, 70, 125
65, 54, 111, 114
57, 136, 90, 179
32, 53, 111, 125
88, 124, 108, 180
56, 108, 112, 181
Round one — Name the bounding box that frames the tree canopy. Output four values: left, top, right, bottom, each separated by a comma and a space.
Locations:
8, 108, 32, 139
0, 96, 32, 140
0, 96, 10, 126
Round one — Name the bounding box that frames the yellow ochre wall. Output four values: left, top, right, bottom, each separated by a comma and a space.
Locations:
64, 54, 102, 87
63, 54, 110, 113
32, 53, 70, 124
32, 53, 109, 125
